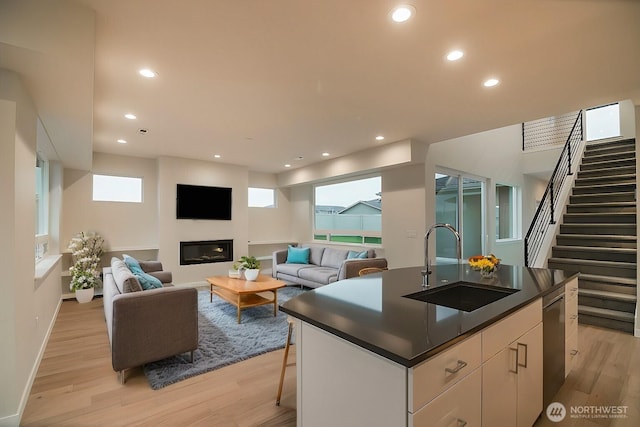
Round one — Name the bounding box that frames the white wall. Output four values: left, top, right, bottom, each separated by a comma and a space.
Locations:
0, 70, 61, 426
248, 171, 293, 242
157, 156, 249, 284
381, 165, 425, 267
425, 124, 527, 265
62, 152, 159, 252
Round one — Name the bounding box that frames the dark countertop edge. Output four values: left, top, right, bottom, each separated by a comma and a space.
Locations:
280, 272, 579, 368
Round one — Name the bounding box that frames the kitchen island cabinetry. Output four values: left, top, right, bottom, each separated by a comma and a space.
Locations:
482, 299, 543, 427
282, 264, 577, 427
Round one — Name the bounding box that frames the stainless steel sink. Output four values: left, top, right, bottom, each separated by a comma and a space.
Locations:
403, 281, 519, 312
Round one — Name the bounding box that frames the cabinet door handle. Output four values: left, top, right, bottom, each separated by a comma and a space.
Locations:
456, 419, 467, 427
445, 360, 467, 374
509, 347, 518, 374
570, 349, 578, 356
517, 342, 528, 368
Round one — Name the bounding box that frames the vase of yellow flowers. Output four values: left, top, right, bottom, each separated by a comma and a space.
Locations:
468, 254, 500, 279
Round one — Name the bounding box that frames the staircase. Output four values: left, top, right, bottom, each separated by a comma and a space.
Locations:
547, 138, 637, 333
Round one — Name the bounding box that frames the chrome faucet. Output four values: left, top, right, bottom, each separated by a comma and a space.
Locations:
422, 223, 462, 287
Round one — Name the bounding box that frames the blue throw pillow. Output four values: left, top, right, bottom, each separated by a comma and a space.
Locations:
287, 246, 310, 264
347, 250, 368, 259
123, 255, 163, 290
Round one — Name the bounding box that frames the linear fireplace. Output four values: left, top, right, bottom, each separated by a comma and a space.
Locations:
180, 239, 233, 265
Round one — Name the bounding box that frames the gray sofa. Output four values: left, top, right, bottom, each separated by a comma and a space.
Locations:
272, 245, 388, 288
102, 257, 198, 383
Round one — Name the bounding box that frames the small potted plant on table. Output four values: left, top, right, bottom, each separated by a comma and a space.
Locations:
238, 255, 261, 281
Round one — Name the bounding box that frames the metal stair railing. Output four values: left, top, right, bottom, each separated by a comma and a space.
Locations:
524, 110, 583, 267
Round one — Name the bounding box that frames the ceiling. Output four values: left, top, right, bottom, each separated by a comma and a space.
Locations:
2, 0, 640, 173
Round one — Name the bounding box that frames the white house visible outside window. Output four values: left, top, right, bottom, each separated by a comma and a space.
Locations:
314, 176, 382, 245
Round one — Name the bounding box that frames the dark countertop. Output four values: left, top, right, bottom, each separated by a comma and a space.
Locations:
280, 263, 578, 368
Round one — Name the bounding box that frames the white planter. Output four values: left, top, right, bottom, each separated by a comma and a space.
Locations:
244, 269, 260, 281
75, 288, 94, 303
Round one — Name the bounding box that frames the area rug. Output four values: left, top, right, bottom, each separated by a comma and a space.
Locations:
143, 285, 305, 390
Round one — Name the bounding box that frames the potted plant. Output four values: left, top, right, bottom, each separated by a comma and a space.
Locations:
238, 255, 261, 281
68, 231, 104, 303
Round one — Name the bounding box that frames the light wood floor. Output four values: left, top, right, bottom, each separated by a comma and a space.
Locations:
21, 298, 296, 426
22, 298, 640, 426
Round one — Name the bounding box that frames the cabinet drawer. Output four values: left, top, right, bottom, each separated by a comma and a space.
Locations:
566, 278, 579, 300
565, 330, 578, 377
410, 368, 482, 427
566, 296, 578, 336
409, 333, 481, 412
482, 299, 542, 362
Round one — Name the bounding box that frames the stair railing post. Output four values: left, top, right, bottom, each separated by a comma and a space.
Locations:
549, 181, 556, 225
567, 143, 573, 176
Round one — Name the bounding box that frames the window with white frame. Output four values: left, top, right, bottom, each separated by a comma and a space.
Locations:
92, 174, 143, 203
248, 187, 276, 207
586, 103, 621, 141
35, 155, 49, 260
313, 176, 382, 244
495, 184, 519, 240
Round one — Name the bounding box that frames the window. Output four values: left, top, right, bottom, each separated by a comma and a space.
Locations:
35, 155, 49, 260
92, 174, 143, 203
314, 176, 382, 244
248, 187, 276, 207
435, 171, 485, 258
586, 103, 620, 141
495, 184, 519, 240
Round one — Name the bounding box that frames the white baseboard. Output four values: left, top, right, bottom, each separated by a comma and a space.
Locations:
14, 298, 63, 426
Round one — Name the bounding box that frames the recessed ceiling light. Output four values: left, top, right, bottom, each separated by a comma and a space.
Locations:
284, 164, 291, 168
322, 152, 330, 157
376, 135, 385, 141
391, 5, 415, 23
447, 50, 464, 61
483, 78, 500, 87
214, 154, 221, 158
124, 113, 137, 120
117, 139, 127, 144
139, 68, 157, 78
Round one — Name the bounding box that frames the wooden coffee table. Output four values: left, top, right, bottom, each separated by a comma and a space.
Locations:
206, 274, 286, 323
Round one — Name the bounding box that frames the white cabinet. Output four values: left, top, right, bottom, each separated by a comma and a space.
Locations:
565, 278, 579, 376
410, 368, 482, 427
409, 333, 481, 412
294, 298, 545, 427
482, 300, 543, 427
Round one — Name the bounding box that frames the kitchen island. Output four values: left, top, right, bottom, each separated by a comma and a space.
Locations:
280, 263, 578, 427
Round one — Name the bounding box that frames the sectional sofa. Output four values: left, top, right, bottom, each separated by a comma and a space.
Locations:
272, 245, 388, 288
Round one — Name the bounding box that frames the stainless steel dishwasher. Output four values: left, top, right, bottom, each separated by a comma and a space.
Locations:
543, 285, 565, 406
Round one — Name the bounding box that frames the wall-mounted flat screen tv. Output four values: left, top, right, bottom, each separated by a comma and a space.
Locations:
176, 184, 232, 220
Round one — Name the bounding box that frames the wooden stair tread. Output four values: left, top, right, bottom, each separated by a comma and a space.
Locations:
557, 233, 637, 240
579, 288, 637, 303
578, 274, 637, 286
553, 245, 636, 253
577, 305, 635, 322
548, 257, 637, 269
